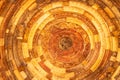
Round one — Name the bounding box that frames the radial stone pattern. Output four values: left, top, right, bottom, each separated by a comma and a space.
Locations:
0, 0, 120, 80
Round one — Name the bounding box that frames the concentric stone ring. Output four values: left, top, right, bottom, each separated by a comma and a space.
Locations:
0, 0, 120, 80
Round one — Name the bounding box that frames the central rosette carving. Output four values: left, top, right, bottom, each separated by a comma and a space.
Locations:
59, 37, 73, 50
39, 21, 90, 68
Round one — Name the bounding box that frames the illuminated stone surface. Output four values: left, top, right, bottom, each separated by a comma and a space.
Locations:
0, 0, 120, 80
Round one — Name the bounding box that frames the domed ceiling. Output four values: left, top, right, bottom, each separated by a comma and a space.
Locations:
0, 0, 120, 80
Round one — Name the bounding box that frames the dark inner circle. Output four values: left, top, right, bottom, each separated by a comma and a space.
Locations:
59, 37, 73, 50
